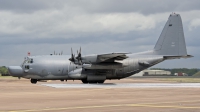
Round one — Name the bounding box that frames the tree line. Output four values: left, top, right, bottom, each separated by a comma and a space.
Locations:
0, 66, 9, 76
150, 68, 200, 76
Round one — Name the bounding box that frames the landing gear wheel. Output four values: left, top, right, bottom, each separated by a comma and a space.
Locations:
98, 80, 105, 84
82, 79, 88, 84
60, 79, 64, 82
30, 79, 37, 84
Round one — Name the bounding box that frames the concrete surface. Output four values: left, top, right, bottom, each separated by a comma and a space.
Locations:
42, 83, 200, 88
1, 78, 200, 112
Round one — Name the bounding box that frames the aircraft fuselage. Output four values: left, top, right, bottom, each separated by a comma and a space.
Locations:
8, 54, 164, 81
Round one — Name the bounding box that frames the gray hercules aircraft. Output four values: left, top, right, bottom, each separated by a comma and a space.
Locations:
8, 13, 192, 84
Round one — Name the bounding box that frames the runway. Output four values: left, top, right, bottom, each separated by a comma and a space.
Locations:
2, 78, 200, 112
41, 83, 200, 88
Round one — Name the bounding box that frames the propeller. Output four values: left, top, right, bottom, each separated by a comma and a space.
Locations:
69, 47, 83, 65
76, 47, 82, 64
69, 48, 75, 62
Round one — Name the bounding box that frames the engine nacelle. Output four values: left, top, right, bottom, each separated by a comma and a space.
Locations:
82, 54, 98, 64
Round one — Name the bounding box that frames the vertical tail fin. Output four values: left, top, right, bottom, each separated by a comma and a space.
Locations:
154, 13, 187, 56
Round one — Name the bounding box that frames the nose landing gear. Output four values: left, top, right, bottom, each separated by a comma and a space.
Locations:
60, 79, 67, 82
30, 79, 37, 84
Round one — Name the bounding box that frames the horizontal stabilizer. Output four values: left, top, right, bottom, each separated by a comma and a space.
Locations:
163, 55, 193, 60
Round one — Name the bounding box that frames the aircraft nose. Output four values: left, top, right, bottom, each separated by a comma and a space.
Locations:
8, 66, 23, 77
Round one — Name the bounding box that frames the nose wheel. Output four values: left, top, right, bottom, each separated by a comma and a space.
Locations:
30, 79, 37, 84
60, 79, 67, 82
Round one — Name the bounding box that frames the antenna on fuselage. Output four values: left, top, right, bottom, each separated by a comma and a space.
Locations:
28, 52, 30, 56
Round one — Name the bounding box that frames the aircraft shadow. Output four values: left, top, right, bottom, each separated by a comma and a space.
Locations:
88, 83, 116, 85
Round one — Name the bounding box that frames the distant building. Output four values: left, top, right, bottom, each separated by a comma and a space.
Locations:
131, 70, 171, 77
174, 72, 188, 76
143, 70, 171, 76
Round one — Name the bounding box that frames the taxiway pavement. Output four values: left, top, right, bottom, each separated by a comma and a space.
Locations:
42, 83, 200, 88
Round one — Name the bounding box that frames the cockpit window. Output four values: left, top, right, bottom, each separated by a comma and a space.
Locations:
25, 65, 29, 69
30, 59, 33, 63
21, 57, 33, 67
24, 58, 33, 63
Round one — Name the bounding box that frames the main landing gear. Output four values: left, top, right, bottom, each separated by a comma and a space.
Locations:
60, 79, 64, 82
30, 79, 37, 84
81, 79, 88, 84
81, 79, 105, 84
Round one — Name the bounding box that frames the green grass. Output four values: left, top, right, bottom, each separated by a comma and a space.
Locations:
161, 78, 200, 83
0, 75, 14, 79
193, 71, 200, 77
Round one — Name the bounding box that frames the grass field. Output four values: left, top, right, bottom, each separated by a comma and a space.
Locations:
0, 75, 15, 79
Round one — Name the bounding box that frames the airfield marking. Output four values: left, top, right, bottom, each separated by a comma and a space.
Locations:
9, 100, 200, 112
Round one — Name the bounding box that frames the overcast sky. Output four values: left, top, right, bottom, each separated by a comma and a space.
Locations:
0, 0, 199, 68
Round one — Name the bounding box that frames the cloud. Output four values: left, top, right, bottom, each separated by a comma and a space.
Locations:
0, 11, 158, 38
0, 0, 62, 13
1, 0, 200, 15
189, 19, 200, 30
54, 0, 200, 15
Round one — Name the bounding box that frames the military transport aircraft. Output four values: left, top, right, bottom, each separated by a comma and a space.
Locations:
8, 13, 192, 84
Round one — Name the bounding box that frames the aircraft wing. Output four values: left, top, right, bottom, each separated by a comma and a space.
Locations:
81, 53, 129, 70
96, 53, 129, 63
